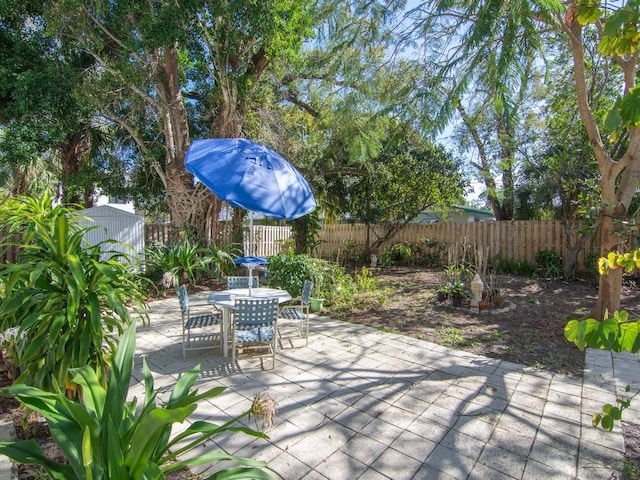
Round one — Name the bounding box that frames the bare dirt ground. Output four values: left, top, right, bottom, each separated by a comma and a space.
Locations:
334, 267, 640, 377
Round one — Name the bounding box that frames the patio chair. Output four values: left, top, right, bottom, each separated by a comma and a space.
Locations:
278, 280, 312, 347
226, 276, 259, 289
177, 284, 222, 359
232, 297, 279, 369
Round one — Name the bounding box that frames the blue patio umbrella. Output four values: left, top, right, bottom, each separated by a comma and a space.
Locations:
185, 139, 317, 285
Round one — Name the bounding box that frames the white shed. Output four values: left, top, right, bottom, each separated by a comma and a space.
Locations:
76, 205, 145, 266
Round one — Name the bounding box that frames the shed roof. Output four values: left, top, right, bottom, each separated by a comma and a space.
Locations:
78, 205, 143, 220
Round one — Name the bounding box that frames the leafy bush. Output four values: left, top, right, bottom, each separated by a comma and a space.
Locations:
443, 263, 472, 280
380, 242, 414, 266
265, 252, 311, 297
0, 324, 277, 479
266, 253, 357, 304
0, 194, 148, 395
144, 238, 240, 289
337, 241, 367, 266
535, 249, 563, 279
415, 237, 447, 267
290, 210, 322, 254
437, 280, 469, 300
380, 239, 446, 267
355, 267, 378, 292
491, 254, 537, 276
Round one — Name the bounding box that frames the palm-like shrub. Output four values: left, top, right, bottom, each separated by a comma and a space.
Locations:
0, 324, 276, 479
0, 194, 148, 395
144, 237, 240, 289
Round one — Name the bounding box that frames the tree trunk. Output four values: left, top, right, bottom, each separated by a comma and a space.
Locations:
562, 219, 592, 277
231, 208, 246, 251
154, 47, 222, 244
59, 132, 91, 206
563, 12, 640, 320
496, 115, 515, 221
457, 103, 505, 220
592, 214, 623, 319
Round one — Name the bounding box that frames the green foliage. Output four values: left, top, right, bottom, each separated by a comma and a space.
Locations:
436, 327, 472, 348
573, 0, 640, 131
290, 211, 322, 254
491, 254, 537, 276
443, 263, 472, 280
585, 252, 600, 277
592, 387, 632, 431
437, 280, 469, 300
355, 267, 378, 292
416, 238, 447, 267
337, 241, 368, 266
379, 239, 446, 267
0, 323, 277, 479
266, 253, 357, 304
335, 131, 465, 231
535, 249, 563, 279
598, 250, 640, 276
264, 252, 311, 297
565, 310, 640, 353
144, 238, 239, 289
565, 248, 640, 430
380, 242, 413, 266
0, 194, 148, 395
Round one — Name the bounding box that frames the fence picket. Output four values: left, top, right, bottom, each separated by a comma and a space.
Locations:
0, 220, 622, 272
314, 221, 605, 270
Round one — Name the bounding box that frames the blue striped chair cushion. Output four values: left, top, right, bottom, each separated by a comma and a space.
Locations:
235, 326, 275, 343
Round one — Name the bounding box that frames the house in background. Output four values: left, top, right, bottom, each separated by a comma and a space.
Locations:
414, 205, 495, 223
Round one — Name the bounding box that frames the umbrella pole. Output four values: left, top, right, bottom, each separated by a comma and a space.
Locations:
248, 212, 253, 296
249, 211, 254, 257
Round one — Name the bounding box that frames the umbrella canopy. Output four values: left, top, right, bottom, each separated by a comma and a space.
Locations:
234, 256, 268, 295
185, 138, 316, 221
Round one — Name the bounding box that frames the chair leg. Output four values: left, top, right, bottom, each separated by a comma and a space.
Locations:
271, 336, 277, 370
304, 314, 309, 347
232, 336, 236, 362
182, 326, 187, 360
219, 323, 224, 355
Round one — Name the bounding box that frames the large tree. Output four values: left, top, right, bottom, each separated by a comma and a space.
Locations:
0, 1, 99, 203
559, 2, 640, 319
407, 0, 640, 319
332, 124, 466, 254
49, 0, 314, 242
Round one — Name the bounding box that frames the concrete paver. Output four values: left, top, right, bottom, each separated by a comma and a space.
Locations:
128, 294, 640, 478
1, 286, 633, 480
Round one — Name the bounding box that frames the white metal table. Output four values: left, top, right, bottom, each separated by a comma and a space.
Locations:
208, 287, 292, 357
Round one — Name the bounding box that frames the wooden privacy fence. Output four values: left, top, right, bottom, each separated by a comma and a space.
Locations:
315, 221, 600, 270
0, 220, 614, 269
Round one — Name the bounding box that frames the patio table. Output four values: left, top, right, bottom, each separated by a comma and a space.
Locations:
208, 288, 292, 357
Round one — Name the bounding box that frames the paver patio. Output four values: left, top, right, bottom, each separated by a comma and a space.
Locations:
131, 292, 634, 480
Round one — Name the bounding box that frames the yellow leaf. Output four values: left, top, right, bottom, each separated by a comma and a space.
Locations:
598, 256, 609, 275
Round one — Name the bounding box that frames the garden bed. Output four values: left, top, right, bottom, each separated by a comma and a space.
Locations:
332, 266, 640, 377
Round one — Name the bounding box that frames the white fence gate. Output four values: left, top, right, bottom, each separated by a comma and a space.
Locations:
244, 225, 292, 257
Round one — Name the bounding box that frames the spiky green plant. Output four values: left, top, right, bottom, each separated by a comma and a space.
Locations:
0, 323, 277, 479
0, 194, 148, 395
